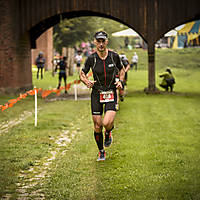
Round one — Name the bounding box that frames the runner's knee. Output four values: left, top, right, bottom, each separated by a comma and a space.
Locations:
103, 121, 113, 130
94, 124, 103, 132
93, 121, 103, 132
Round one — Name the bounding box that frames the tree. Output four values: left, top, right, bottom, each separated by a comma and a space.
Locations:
53, 16, 128, 52
53, 17, 97, 52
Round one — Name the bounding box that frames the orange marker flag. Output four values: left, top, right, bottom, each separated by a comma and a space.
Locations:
8, 99, 18, 104
27, 90, 36, 96
1, 103, 9, 111
8, 103, 14, 108
67, 83, 71, 90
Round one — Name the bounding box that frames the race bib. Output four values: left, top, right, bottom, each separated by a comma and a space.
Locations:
99, 90, 114, 103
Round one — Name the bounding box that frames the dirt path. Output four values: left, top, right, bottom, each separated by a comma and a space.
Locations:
0, 110, 34, 135
1, 85, 90, 199
2, 127, 78, 199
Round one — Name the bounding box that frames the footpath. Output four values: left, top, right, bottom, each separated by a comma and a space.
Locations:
1, 84, 90, 199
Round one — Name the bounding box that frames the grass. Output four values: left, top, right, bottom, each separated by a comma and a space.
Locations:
0, 48, 200, 199
41, 92, 200, 200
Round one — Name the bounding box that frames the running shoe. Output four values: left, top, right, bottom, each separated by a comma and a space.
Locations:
97, 150, 106, 161
104, 131, 112, 147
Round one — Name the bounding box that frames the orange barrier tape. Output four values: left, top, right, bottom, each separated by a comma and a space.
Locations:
1, 103, 9, 111
0, 72, 93, 112
0, 89, 40, 112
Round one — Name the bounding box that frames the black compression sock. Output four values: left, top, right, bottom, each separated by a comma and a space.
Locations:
94, 131, 104, 151
105, 126, 114, 140
105, 126, 114, 134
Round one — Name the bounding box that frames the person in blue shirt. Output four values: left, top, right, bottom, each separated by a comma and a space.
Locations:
35, 52, 45, 79
55, 56, 68, 93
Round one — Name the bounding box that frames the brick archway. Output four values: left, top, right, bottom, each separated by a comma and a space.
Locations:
0, 0, 200, 93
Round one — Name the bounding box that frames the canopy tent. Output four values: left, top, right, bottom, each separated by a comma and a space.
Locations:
164, 30, 177, 37
164, 24, 185, 37
172, 20, 200, 48
112, 28, 144, 49
112, 28, 139, 37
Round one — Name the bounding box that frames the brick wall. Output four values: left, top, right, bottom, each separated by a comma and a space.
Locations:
0, 2, 53, 94
0, 1, 32, 93
31, 28, 53, 71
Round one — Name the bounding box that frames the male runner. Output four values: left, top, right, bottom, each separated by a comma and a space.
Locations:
80, 31, 125, 161
55, 56, 68, 93
116, 53, 130, 110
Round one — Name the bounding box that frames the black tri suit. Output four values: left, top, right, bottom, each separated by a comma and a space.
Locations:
82, 50, 123, 115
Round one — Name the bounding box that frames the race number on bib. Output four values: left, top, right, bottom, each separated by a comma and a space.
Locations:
99, 90, 114, 103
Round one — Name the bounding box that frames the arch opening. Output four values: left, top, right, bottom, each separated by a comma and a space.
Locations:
30, 10, 146, 49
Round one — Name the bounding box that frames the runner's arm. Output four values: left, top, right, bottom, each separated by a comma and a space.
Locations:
115, 66, 125, 89
119, 66, 125, 82
79, 55, 96, 88
125, 64, 130, 73
79, 70, 96, 88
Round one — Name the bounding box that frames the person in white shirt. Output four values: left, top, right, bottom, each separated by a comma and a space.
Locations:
75, 50, 83, 73
131, 52, 138, 71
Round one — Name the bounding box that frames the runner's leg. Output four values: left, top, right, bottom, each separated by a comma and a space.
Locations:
41, 67, 43, 79
57, 73, 62, 89
103, 111, 116, 146
103, 110, 116, 133
37, 68, 39, 79
92, 115, 103, 151
64, 74, 67, 93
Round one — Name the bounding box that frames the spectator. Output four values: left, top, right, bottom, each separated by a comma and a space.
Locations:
131, 52, 138, 71
159, 67, 175, 92
75, 50, 83, 74
124, 37, 129, 48
52, 54, 60, 76
35, 52, 45, 79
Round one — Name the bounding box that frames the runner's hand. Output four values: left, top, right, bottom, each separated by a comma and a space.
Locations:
86, 80, 96, 88
115, 80, 123, 89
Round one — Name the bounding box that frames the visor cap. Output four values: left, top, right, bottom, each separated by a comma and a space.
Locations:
94, 31, 108, 40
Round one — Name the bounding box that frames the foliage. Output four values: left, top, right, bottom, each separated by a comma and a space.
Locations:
53, 17, 94, 52
53, 16, 128, 52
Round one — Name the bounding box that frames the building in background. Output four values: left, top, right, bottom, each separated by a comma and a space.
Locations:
31, 28, 53, 71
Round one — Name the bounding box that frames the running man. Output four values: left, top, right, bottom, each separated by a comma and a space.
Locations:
55, 56, 68, 93
116, 53, 130, 110
79, 31, 125, 161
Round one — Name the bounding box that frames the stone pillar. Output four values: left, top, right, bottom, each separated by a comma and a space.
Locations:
144, 44, 159, 94
148, 45, 156, 91
144, 0, 159, 94
0, 1, 32, 93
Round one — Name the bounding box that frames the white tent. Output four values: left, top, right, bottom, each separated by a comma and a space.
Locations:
112, 28, 139, 37
164, 24, 185, 37
164, 30, 177, 37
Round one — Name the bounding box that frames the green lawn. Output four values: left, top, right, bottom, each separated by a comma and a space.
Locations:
0, 48, 200, 199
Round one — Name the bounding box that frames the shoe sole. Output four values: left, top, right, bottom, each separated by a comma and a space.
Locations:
97, 158, 105, 161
